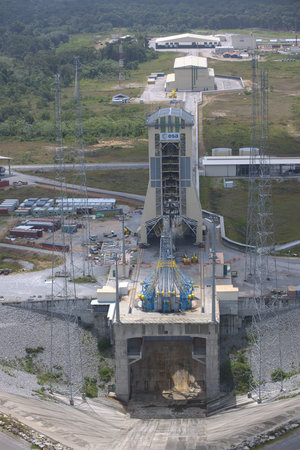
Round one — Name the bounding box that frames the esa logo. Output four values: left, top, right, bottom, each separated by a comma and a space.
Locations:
160, 133, 180, 141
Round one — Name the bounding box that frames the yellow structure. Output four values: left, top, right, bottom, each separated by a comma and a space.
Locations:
169, 89, 177, 99
140, 108, 203, 244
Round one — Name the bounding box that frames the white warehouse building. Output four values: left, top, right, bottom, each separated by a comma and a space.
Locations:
155, 33, 220, 49
165, 55, 215, 92
201, 156, 300, 177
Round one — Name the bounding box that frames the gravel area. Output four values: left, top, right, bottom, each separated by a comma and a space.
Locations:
0, 304, 113, 399
248, 307, 300, 400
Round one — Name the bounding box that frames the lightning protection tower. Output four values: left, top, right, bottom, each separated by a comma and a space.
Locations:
245, 68, 283, 402
50, 74, 84, 405
70, 56, 93, 278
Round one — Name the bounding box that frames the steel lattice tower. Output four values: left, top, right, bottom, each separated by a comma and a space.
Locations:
71, 57, 93, 278
245, 67, 283, 402
50, 74, 84, 405
244, 55, 260, 280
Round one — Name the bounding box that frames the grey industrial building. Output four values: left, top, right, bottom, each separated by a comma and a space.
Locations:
165, 55, 215, 92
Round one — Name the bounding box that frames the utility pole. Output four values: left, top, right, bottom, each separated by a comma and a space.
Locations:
119, 34, 124, 87
210, 217, 217, 323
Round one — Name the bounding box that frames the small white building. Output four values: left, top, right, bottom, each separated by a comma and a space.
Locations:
165, 55, 215, 92
112, 94, 130, 104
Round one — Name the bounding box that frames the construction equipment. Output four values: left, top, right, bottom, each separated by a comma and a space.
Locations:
168, 89, 177, 99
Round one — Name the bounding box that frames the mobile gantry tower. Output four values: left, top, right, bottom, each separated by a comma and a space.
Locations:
140, 107, 203, 244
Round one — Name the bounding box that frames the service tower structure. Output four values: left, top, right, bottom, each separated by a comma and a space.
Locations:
140, 107, 203, 244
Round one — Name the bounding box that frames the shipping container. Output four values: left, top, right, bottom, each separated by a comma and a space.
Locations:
0, 208, 8, 214
62, 224, 77, 234
26, 221, 55, 232
15, 209, 30, 216
0, 180, 9, 187
10, 228, 43, 238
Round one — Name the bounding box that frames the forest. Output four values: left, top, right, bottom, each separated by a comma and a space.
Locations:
1, 0, 300, 33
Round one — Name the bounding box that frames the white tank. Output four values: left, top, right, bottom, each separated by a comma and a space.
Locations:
211, 148, 232, 156
239, 147, 259, 156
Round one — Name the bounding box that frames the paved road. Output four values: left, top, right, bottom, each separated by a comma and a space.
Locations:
12, 162, 148, 171
204, 217, 300, 295
263, 427, 300, 449
0, 430, 29, 449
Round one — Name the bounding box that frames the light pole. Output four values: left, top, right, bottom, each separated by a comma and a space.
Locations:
121, 214, 126, 265
114, 252, 120, 323
209, 216, 218, 323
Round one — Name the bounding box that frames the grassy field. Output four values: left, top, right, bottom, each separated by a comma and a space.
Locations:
0, 247, 62, 273
200, 177, 300, 244
192, 29, 298, 39
128, 51, 182, 84
24, 169, 149, 195
203, 54, 300, 156
0, 138, 149, 164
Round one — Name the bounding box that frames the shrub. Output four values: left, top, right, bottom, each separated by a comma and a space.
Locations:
97, 338, 111, 353
271, 368, 287, 382
83, 377, 98, 398
98, 366, 114, 382
221, 351, 253, 394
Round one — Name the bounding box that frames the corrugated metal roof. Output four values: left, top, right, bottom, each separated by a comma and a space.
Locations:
146, 108, 194, 126
174, 55, 208, 69
156, 33, 220, 44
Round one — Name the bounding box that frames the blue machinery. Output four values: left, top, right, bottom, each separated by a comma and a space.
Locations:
139, 223, 195, 312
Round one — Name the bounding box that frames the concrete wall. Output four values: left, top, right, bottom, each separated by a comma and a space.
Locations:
4, 298, 111, 338
114, 321, 219, 404
204, 164, 237, 177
